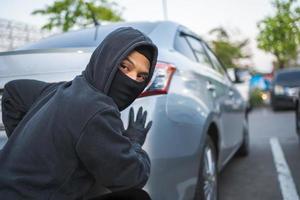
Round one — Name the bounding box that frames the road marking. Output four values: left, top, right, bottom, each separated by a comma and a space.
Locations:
270, 137, 299, 200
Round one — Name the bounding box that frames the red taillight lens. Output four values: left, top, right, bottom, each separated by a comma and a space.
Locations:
139, 62, 176, 98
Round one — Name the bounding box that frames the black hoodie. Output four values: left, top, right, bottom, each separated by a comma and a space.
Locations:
0, 27, 158, 199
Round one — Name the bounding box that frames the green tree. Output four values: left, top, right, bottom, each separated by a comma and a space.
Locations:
209, 27, 251, 68
32, 0, 123, 32
257, 0, 300, 69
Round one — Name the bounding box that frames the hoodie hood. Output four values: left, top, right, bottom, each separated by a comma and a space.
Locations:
81, 27, 158, 95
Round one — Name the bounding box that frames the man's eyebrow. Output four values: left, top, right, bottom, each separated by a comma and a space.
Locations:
125, 57, 134, 66
139, 72, 149, 76
125, 57, 149, 74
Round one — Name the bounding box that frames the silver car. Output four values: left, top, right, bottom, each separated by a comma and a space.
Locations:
0, 21, 249, 200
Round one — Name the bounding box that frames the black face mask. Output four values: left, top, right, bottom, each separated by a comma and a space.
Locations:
108, 70, 147, 111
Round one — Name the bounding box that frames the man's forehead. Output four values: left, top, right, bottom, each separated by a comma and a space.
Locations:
126, 52, 150, 70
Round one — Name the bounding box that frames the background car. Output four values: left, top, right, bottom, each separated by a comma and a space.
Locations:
0, 21, 249, 200
271, 68, 300, 110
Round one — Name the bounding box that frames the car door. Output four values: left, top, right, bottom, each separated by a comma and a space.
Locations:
179, 31, 236, 154
177, 30, 222, 115
202, 43, 245, 156
174, 28, 216, 113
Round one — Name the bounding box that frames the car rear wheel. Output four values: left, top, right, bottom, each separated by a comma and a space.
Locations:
194, 136, 218, 200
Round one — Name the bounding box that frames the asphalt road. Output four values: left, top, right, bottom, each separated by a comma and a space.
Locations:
219, 107, 300, 200
0, 107, 299, 200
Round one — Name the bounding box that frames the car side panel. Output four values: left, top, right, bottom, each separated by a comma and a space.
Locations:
119, 50, 220, 199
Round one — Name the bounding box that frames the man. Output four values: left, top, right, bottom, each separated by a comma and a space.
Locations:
0, 27, 158, 199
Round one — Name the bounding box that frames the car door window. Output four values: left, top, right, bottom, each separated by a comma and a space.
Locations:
185, 36, 212, 67
202, 43, 227, 76
174, 32, 197, 62
202, 42, 232, 84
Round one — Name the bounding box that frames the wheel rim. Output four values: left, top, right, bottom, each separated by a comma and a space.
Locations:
203, 145, 217, 200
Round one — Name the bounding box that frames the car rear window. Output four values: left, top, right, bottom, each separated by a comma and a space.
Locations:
276, 70, 300, 85
19, 22, 158, 50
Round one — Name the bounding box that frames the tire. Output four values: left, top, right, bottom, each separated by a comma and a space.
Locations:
194, 136, 218, 200
270, 96, 279, 111
236, 120, 250, 157
272, 104, 280, 112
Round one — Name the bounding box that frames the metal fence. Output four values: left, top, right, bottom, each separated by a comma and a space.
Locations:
0, 18, 56, 52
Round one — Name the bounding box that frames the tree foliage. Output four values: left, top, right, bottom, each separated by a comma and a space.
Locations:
32, 0, 123, 32
257, 0, 300, 69
209, 27, 251, 68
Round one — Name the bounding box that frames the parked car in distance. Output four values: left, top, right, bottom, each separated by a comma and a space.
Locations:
0, 21, 249, 200
271, 68, 300, 110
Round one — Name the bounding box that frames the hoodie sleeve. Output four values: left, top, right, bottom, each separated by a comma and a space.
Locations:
1, 79, 63, 137
76, 107, 151, 192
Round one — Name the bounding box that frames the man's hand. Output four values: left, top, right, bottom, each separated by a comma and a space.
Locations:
123, 107, 152, 146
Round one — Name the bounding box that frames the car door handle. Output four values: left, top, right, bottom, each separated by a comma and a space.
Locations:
206, 81, 216, 91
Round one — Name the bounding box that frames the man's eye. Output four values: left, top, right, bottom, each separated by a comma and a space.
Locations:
120, 64, 129, 71
138, 74, 148, 81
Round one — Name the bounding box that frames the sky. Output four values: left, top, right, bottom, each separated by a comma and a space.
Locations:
0, 0, 277, 72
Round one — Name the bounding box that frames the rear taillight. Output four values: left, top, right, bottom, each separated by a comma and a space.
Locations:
139, 62, 176, 97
